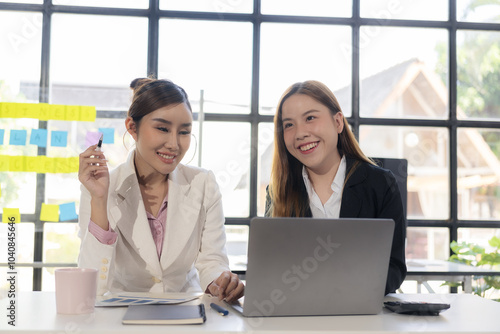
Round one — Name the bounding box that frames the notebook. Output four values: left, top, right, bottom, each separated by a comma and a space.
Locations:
122, 304, 206, 325
230, 217, 395, 317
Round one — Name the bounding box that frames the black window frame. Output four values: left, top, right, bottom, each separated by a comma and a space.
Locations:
0, 0, 499, 291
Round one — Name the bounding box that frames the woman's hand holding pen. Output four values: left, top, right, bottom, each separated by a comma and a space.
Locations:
207, 270, 245, 303
79, 144, 110, 230
79, 144, 110, 197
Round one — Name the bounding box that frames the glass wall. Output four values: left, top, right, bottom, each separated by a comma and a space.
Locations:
0, 0, 499, 292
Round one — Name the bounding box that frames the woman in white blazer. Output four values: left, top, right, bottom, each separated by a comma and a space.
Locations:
77, 78, 244, 302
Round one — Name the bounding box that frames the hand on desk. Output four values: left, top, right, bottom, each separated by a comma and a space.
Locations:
207, 270, 244, 303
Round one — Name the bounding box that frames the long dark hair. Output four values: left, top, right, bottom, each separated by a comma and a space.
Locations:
269, 80, 374, 217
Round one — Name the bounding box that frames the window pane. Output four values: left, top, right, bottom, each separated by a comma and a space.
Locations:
458, 228, 500, 252
42, 268, 56, 291
58, 0, 148, 8
0, 222, 34, 263
360, 27, 448, 119
361, 0, 448, 21
0, 11, 42, 103
0, 174, 37, 214
257, 122, 274, 216
261, 0, 351, 17
160, 0, 253, 13
402, 226, 450, 294
406, 227, 450, 260
458, 128, 500, 220
159, 20, 252, 115
457, 30, 500, 120
225, 225, 249, 271
458, 0, 500, 23
0, 267, 33, 291
43, 223, 80, 264
50, 14, 147, 110
200, 122, 250, 217
360, 126, 449, 220
457, 228, 500, 298
42, 223, 80, 291
260, 23, 352, 116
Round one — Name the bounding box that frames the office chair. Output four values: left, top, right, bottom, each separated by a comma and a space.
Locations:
371, 157, 408, 220
372, 157, 409, 293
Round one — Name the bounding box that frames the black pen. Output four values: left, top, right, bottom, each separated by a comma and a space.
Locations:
210, 303, 228, 316
91, 134, 104, 170
96, 133, 103, 152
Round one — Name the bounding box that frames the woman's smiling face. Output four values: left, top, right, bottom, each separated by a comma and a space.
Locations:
281, 93, 344, 175
127, 102, 192, 177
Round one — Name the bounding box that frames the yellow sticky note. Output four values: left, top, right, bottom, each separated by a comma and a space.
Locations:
36, 156, 47, 173
68, 157, 79, 173
21, 103, 38, 119
50, 104, 67, 120
9, 156, 25, 172
1, 103, 16, 118
0, 155, 10, 171
40, 203, 59, 222
79, 106, 96, 122
25, 156, 38, 172
38, 156, 55, 173
3, 208, 20, 224
16, 103, 31, 119
38, 103, 50, 121
53, 158, 69, 173
48, 157, 79, 174
65, 105, 81, 121
65, 105, 78, 121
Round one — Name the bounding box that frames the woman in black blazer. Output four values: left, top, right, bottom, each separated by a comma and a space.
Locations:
265, 80, 406, 294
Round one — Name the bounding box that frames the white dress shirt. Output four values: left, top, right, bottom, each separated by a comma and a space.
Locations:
302, 155, 346, 218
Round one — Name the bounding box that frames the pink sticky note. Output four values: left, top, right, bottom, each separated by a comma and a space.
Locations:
85, 131, 102, 148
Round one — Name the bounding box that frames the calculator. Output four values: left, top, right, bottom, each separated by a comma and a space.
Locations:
384, 301, 450, 315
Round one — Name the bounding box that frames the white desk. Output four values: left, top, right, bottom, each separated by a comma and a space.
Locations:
406, 259, 500, 293
1, 292, 500, 333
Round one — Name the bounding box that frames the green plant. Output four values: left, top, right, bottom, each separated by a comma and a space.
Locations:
444, 236, 500, 301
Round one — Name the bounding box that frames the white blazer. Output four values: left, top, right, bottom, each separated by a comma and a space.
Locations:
78, 150, 230, 296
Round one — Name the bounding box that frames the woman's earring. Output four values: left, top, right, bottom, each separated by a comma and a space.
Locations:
185, 133, 198, 165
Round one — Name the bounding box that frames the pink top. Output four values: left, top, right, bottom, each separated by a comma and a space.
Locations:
88, 194, 168, 259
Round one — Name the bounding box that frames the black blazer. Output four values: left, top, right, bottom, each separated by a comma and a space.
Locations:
265, 157, 407, 294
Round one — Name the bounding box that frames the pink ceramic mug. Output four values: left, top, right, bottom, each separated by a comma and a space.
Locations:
55, 268, 98, 314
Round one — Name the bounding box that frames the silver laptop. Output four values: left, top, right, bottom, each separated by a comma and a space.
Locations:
230, 217, 394, 317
